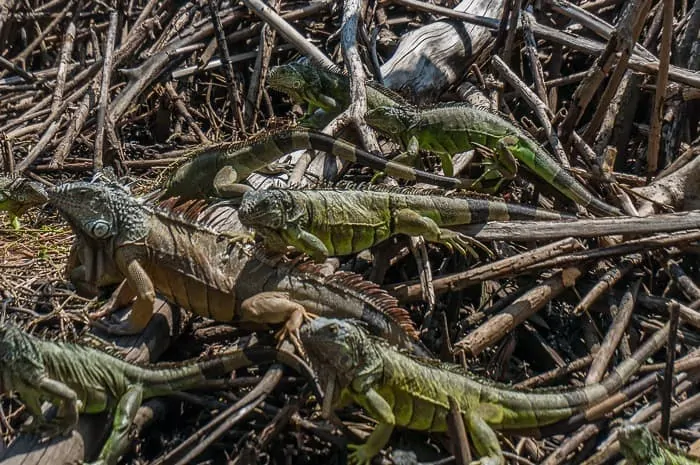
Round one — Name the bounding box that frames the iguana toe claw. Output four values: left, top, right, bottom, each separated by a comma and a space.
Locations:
347, 444, 375, 465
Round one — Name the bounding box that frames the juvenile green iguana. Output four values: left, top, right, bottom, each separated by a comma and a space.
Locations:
47, 181, 427, 356
299, 317, 669, 465
161, 129, 466, 200
618, 424, 700, 465
0, 174, 49, 229
0, 321, 314, 465
238, 184, 573, 262
364, 105, 623, 216
267, 62, 405, 128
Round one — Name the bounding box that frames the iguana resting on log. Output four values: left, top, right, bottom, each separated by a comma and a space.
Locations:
0, 174, 48, 229
618, 424, 700, 465
161, 129, 466, 200
0, 321, 314, 465
47, 181, 426, 355
364, 105, 623, 216
238, 184, 573, 262
268, 62, 406, 128
299, 317, 669, 465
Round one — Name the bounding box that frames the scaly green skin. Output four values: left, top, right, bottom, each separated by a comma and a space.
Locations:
619, 424, 700, 465
299, 317, 669, 465
365, 105, 623, 216
268, 62, 405, 128
238, 186, 574, 262
0, 175, 49, 229
47, 181, 426, 356
162, 129, 466, 200
0, 322, 313, 465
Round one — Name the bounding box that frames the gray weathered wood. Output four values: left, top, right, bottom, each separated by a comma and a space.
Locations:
381, 0, 504, 100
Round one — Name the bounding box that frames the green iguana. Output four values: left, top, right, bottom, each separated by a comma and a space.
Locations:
0, 174, 49, 229
161, 129, 466, 200
0, 321, 314, 465
267, 62, 405, 128
364, 105, 623, 216
47, 181, 427, 356
238, 184, 573, 262
298, 317, 669, 465
618, 424, 700, 465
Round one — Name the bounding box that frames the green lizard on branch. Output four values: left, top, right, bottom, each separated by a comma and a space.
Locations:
0, 321, 314, 465
161, 129, 466, 200
365, 105, 622, 217
299, 317, 668, 465
238, 184, 573, 262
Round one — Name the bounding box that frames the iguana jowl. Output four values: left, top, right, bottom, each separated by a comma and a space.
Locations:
47, 181, 426, 355
0, 174, 48, 229
299, 317, 669, 465
364, 105, 623, 216
0, 321, 313, 465
238, 185, 573, 262
162, 129, 466, 200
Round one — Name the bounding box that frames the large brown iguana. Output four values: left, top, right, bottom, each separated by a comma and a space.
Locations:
47, 181, 426, 355
299, 317, 669, 465
0, 321, 314, 465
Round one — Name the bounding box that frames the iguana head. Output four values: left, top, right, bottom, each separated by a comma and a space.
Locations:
48, 181, 149, 244
268, 63, 320, 103
0, 322, 44, 388
365, 106, 413, 137
238, 189, 294, 230
0, 175, 49, 221
618, 424, 663, 462
300, 317, 369, 378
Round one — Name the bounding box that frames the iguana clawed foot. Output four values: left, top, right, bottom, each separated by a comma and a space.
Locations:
347, 443, 378, 465
439, 230, 493, 259
275, 310, 317, 356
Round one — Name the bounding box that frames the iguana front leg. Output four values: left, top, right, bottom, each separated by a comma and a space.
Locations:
239, 291, 317, 352
348, 388, 396, 465
279, 225, 330, 262
393, 209, 492, 258
87, 385, 144, 465
99, 257, 156, 335
21, 378, 82, 436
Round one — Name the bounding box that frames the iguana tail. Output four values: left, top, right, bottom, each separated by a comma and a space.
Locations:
128, 346, 316, 395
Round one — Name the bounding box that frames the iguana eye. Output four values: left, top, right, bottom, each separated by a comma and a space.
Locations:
292, 80, 302, 89
328, 323, 339, 335
87, 220, 112, 238
14, 193, 26, 201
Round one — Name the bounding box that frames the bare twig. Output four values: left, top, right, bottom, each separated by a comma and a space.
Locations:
94, 10, 119, 172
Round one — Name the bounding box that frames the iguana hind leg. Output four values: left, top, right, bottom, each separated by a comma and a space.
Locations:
393, 209, 492, 258
471, 139, 518, 194
240, 292, 317, 353
464, 405, 505, 465
88, 385, 144, 465
31, 377, 82, 436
